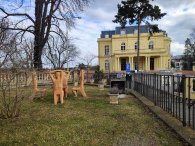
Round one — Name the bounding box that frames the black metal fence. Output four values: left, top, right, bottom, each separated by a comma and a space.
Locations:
129, 73, 195, 130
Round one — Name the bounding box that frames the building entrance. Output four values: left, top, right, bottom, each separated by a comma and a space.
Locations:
150, 58, 154, 70
121, 59, 126, 71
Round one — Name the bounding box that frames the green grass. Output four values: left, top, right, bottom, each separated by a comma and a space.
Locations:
0, 85, 184, 146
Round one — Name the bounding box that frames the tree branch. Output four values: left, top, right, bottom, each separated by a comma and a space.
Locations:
0, 8, 35, 23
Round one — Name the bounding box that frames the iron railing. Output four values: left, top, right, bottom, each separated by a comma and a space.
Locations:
129, 73, 195, 130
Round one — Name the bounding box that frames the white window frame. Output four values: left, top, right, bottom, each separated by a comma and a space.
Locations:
121, 42, 126, 51
105, 34, 109, 38
105, 60, 109, 71
149, 41, 154, 49
105, 45, 109, 56
175, 62, 180, 68
120, 29, 126, 35
134, 29, 138, 34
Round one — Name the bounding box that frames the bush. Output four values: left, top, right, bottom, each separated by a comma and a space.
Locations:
93, 66, 104, 83
0, 70, 30, 119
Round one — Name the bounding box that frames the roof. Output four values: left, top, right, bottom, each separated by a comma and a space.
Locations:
116, 25, 149, 34
100, 30, 115, 38
100, 25, 166, 38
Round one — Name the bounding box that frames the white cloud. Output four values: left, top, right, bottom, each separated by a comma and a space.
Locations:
170, 42, 185, 56
1, 0, 194, 66
69, 0, 195, 60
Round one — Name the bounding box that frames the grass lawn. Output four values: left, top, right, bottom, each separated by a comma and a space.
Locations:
0, 85, 184, 146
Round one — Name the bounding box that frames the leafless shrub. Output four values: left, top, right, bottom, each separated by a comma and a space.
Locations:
0, 69, 31, 119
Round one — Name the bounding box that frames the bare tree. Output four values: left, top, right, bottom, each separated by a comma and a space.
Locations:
44, 32, 80, 69
0, 69, 31, 119
8, 40, 34, 68
0, 20, 18, 68
80, 54, 96, 82
0, 28, 33, 69
182, 30, 195, 70
0, 0, 89, 68
19, 39, 34, 68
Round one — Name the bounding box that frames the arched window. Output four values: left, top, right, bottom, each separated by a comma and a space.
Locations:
121, 42, 126, 51
105, 60, 109, 71
105, 45, 109, 56
134, 29, 138, 34
135, 41, 138, 49
105, 34, 109, 38
120, 29, 126, 34
149, 41, 154, 49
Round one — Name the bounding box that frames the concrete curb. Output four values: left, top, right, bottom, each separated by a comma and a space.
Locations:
129, 89, 195, 146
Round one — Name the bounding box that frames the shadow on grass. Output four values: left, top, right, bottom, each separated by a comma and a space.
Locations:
0, 85, 184, 146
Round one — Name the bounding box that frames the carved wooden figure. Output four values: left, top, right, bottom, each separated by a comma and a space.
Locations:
31, 72, 46, 100
63, 71, 70, 98
72, 70, 87, 97
49, 70, 64, 105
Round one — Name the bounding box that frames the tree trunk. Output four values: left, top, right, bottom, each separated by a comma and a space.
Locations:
33, 45, 42, 69
33, 0, 44, 69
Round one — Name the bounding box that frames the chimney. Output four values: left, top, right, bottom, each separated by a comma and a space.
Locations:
193, 62, 195, 71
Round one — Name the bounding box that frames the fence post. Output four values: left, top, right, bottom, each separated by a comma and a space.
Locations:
182, 75, 186, 127
152, 73, 156, 105
172, 75, 175, 116
141, 73, 143, 95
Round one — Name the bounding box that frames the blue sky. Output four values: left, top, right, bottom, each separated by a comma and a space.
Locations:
1, 0, 195, 66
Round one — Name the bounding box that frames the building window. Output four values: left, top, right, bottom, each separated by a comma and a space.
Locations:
168, 44, 171, 53
121, 29, 126, 34
105, 45, 109, 56
193, 79, 195, 92
105, 60, 109, 71
149, 41, 154, 49
134, 29, 138, 34
175, 62, 180, 68
135, 42, 138, 49
121, 42, 126, 51
105, 34, 109, 38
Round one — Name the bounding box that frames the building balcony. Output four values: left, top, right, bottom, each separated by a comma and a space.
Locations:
113, 48, 166, 54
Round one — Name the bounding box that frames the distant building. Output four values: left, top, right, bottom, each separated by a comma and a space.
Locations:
172, 55, 184, 70
97, 25, 171, 72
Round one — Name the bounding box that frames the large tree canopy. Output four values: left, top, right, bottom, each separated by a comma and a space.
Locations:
113, 0, 166, 71
0, 0, 89, 69
113, 0, 166, 29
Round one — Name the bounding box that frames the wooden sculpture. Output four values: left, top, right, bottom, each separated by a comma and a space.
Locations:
30, 71, 46, 100
72, 70, 87, 97
63, 71, 70, 98
49, 70, 64, 105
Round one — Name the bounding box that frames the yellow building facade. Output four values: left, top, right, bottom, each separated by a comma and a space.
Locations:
97, 25, 171, 72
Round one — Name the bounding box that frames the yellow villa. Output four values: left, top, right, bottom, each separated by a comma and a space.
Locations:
97, 25, 171, 72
